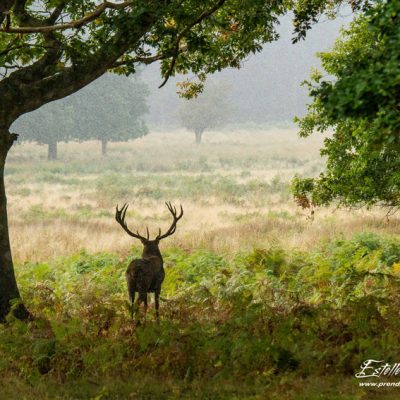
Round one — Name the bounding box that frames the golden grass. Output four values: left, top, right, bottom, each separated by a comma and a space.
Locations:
6, 128, 400, 263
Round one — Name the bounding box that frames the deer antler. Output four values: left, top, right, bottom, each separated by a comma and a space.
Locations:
115, 203, 150, 241
156, 202, 184, 240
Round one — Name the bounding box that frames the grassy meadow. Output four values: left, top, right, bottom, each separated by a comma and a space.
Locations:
7, 128, 399, 261
2, 128, 400, 399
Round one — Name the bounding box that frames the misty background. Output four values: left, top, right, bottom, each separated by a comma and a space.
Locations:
12, 14, 352, 138
141, 14, 351, 129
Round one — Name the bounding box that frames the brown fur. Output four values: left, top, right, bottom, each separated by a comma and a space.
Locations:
126, 249, 164, 320
115, 202, 183, 322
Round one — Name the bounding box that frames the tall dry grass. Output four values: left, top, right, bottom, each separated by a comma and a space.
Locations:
6, 128, 400, 263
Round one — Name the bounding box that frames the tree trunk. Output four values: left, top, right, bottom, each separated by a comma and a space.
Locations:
0, 130, 30, 321
48, 141, 58, 160
101, 138, 108, 156
195, 129, 203, 145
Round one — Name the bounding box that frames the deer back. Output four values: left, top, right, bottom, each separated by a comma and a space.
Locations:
126, 256, 164, 293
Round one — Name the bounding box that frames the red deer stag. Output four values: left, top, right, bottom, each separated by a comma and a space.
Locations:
115, 202, 183, 322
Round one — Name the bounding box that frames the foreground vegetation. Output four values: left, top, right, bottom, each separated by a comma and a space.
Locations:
1, 232, 400, 399
2, 130, 400, 398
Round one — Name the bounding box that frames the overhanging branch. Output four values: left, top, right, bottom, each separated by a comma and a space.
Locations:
0, 5, 162, 125
111, 53, 168, 67
0, 0, 15, 26
158, 0, 226, 88
0, 1, 133, 34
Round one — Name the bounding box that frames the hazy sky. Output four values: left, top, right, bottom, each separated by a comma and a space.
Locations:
142, 14, 352, 127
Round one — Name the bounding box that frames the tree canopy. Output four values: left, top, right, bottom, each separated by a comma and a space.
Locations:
0, 0, 285, 130
0, 1, 368, 127
13, 98, 74, 146
292, 0, 400, 211
69, 74, 149, 154
13, 74, 149, 157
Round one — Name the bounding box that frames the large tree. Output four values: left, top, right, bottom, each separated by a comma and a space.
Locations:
0, 0, 369, 320
292, 0, 400, 211
71, 74, 149, 156
12, 99, 75, 160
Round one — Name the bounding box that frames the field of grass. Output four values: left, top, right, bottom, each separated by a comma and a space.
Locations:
2, 128, 400, 399
7, 128, 400, 261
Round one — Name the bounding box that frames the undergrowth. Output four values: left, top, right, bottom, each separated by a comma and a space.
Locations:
1, 232, 400, 399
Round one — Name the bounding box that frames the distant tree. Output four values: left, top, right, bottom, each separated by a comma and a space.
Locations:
292, 1, 400, 210
13, 74, 149, 158
13, 101, 74, 160
71, 74, 149, 156
178, 81, 231, 144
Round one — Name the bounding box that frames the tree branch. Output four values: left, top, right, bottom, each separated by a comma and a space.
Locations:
158, 0, 226, 88
47, 1, 68, 25
13, 0, 44, 27
111, 53, 167, 67
1, 1, 133, 34
0, 0, 15, 26
159, 51, 178, 88
0, 6, 162, 126
0, 42, 56, 58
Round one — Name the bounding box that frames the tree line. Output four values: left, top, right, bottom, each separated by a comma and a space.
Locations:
13, 75, 232, 157
12, 74, 149, 159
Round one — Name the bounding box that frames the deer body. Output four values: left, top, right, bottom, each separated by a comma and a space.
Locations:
115, 202, 183, 322
126, 256, 164, 296
126, 246, 164, 319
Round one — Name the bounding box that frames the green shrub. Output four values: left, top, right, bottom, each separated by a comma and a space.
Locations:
2, 233, 400, 397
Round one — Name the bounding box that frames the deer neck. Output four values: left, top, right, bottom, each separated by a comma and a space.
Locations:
142, 244, 163, 262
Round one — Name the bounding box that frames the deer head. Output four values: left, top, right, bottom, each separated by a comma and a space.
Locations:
115, 202, 183, 259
